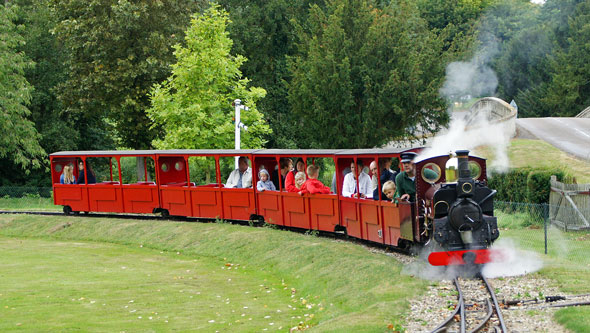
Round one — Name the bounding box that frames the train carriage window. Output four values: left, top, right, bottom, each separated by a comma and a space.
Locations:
161, 163, 169, 172
307, 157, 335, 192
83, 157, 120, 184
468, 161, 482, 179
219, 156, 252, 188
54, 164, 63, 173
189, 156, 216, 186
120, 156, 155, 184
421, 163, 442, 183
175, 161, 184, 171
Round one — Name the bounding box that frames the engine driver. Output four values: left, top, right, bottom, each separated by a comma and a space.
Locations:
395, 152, 418, 202
396, 152, 439, 202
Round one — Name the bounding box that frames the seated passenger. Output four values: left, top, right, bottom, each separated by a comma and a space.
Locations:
294, 171, 306, 190
380, 180, 398, 203
77, 161, 96, 184
373, 158, 397, 200
298, 165, 331, 195
285, 157, 305, 192
60, 165, 76, 184
370, 161, 378, 192
226, 156, 252, 188
342, 161, 372, 198
257, 168, 276, 192
272, 157, 291, 191
331, 166, 350, 193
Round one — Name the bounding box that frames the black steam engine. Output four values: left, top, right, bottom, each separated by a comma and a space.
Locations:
423, 150, 500, 266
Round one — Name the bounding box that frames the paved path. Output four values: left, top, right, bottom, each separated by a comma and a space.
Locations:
516, 118, 590, 160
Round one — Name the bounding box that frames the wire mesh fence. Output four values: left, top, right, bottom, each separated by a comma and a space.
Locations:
0, 187, 57, 211
496, 201, 590, 266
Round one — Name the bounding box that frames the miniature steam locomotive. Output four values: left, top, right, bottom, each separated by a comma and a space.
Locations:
424, 150, 500, 266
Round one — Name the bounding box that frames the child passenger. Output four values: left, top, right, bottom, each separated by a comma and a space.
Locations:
60, 165, 76, 184
294, 171, 306, 190
381, 180, 398, 203
298, 165, 331, 195
257, 168, 276, 192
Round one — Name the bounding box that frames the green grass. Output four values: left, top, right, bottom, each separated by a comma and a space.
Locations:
475, 138, 590, 182
0, 196, 58, 212
496, 211, 590, 332
0, 214, 426, 331
0, 237, 309, 331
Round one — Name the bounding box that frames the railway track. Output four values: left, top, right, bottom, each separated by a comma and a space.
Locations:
430, 273, 507, 333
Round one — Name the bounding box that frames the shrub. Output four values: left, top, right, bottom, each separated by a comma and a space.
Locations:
489, 167, 569, 204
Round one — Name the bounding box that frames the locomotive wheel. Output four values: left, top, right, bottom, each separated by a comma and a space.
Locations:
63, 206, 72, 215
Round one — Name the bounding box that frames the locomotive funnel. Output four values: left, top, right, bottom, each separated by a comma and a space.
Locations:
456, 150, 474, 198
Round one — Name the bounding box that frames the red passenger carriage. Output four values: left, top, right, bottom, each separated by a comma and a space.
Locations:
50, 148, 493, 257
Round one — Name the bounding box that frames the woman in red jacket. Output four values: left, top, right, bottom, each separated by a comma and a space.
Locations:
285, 157, 305, 192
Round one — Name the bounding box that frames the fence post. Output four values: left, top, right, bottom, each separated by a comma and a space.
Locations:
543, 203, 548, 255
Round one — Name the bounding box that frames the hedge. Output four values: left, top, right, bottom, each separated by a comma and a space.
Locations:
488, 167, 569, 204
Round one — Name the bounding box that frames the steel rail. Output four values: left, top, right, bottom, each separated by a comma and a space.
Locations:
480, 273, 508, 333
469, 298, 493, 333
430, 277, 465, 333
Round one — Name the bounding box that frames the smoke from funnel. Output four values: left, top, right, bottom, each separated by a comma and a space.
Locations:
439, 40, 500, 99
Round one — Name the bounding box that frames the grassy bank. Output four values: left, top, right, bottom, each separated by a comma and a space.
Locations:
475, 138, 590, 182
0, 214, 426, 331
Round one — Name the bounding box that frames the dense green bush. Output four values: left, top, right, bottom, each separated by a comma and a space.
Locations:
488, 167, 569, 204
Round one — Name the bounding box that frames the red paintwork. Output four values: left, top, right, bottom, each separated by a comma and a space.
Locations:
220, 188, 256, 220
427, 249, 506, 266
54, 184, 89, 212
122, 184, 159, 214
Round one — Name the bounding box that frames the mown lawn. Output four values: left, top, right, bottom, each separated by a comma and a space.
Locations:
475, 138, 590, 182
0, 237, 309, 331
0, 214, 426, 331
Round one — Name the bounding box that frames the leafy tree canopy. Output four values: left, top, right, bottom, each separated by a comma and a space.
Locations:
0, 4, 45, 170
288, 0, 448, 148
50, 0, 206, 150
147, 5, 271, 150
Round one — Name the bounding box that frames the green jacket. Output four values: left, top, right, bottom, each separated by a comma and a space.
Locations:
395, 171, 416, 202
395, 168, 438, 202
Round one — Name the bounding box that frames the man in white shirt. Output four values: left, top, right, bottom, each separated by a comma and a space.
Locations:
342, 161, 372, 198
369, 160, 378, 192
226, 156, 252, 188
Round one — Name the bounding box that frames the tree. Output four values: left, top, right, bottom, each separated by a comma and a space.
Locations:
51, 0, 206, 150
147, 5, 271, 150
13, 0, 74, 155
218, 0, 325, 148
288, 0, 448, 149
0, 4, 45, 172
540, 0, 590, 117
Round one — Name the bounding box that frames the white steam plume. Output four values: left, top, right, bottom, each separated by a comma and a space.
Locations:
417, 110, 513, 172
481, 238, 543, 278
439, 40, 499, 99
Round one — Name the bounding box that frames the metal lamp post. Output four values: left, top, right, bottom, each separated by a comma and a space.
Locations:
234, 99, 248, 169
